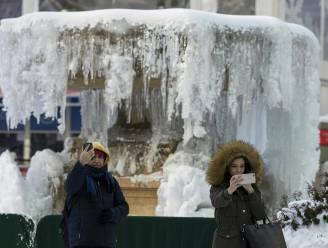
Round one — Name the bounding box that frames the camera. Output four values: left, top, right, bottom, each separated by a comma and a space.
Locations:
82, 143, 93, 152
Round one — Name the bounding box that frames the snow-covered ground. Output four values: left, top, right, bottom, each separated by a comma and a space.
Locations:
278, 199, 328, 247
284, 224, 328, 247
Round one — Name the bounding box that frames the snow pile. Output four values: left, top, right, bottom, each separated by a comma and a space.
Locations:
283, 225, 328, 248
0, 149, 65, 221
277, 200, 328, 247
156, 151, 213, 217
278, 200, 319, 227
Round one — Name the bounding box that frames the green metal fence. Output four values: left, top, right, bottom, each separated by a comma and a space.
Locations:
0, 214, 34, 248
116, 216, 216, 248
0, 214, 216, 248
34, 215, 65, 248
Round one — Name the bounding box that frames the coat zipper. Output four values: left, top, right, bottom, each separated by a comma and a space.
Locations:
97, 180, 106, 241
97, 180, 104, 205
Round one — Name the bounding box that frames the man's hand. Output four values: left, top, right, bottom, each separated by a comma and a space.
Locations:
79, 144, 95, 165
227, 175, 242, 195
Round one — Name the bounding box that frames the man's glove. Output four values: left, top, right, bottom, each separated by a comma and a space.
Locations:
99, 208, 113, 224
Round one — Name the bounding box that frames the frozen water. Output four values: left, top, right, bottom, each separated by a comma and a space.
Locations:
156, 151, 213, 217
0, 9, 321, 213
0, 151, 26, 214
0, 149, 65, 222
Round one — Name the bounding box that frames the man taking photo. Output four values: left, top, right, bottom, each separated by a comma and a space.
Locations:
65, 141, 129, 248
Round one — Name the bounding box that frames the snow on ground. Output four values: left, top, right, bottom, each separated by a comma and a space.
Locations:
283, 224, 328, 248
277, 199, 328, 247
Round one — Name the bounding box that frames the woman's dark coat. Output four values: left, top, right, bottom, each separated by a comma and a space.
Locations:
210, 183, 266, 248
65, 162, 129, 248
206, 140, 266, 248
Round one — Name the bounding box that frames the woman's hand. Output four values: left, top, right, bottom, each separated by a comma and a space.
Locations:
242, 184, 255, 194
79, 144, 95, 165
228, 175, 242, 195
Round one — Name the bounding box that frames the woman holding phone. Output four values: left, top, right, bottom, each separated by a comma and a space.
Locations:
206, 140, 266, 248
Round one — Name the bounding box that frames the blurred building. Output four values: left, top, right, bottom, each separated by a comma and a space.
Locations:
22, 0, 328, 117
0, 0, 21, 19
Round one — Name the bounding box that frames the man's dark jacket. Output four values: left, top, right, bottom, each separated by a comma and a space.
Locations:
65, 161, 129, 248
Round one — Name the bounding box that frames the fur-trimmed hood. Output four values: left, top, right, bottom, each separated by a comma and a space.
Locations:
206, 140, 264, 187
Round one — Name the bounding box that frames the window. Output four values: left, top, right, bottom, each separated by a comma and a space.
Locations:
285, 0, 321, 40
0, 133, 23, 161
0, 0, 22, 20
30, 133, 63, 157
0, 96, 81, 163
324, 1, 328, 61
157, 0, 189, 8
68, 96, 81, 134
39, 0, 190, 11
217, 0, 255, 15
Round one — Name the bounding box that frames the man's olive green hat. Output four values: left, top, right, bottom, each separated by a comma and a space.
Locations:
206, 140, 264, 187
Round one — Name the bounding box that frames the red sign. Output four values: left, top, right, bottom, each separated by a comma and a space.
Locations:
320, 129, 328, 146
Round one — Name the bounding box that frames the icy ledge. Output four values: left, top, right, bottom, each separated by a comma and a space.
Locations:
0, 9, 321, 207
0, 9, 319, 144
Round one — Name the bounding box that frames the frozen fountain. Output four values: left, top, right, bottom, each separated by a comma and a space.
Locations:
0, 9, 320, 217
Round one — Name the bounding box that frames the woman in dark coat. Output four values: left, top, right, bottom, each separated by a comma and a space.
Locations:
65, 141, 129, 248
206, 140, 266, 248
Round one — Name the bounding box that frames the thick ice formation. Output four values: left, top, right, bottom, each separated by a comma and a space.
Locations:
0, 149, 65, 221
0, 151, 26, 214
0, 9, 321, 211
156, 151, 213, 217
25, 149, 65, 221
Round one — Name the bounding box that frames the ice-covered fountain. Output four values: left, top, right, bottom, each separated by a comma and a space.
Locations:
0, 9, 320, 218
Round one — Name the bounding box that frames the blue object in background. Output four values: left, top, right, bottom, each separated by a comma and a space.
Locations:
0, 97, 81, 132
0, 0, 22, 20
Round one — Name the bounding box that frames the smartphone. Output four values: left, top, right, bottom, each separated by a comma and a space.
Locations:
82, 143, 93, 151
239, 173, 256, 185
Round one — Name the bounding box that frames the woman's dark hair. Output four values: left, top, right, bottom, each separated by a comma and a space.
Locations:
223, 155, 252, 182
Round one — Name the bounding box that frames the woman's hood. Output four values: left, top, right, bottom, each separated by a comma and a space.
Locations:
206, 140, 264, 187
